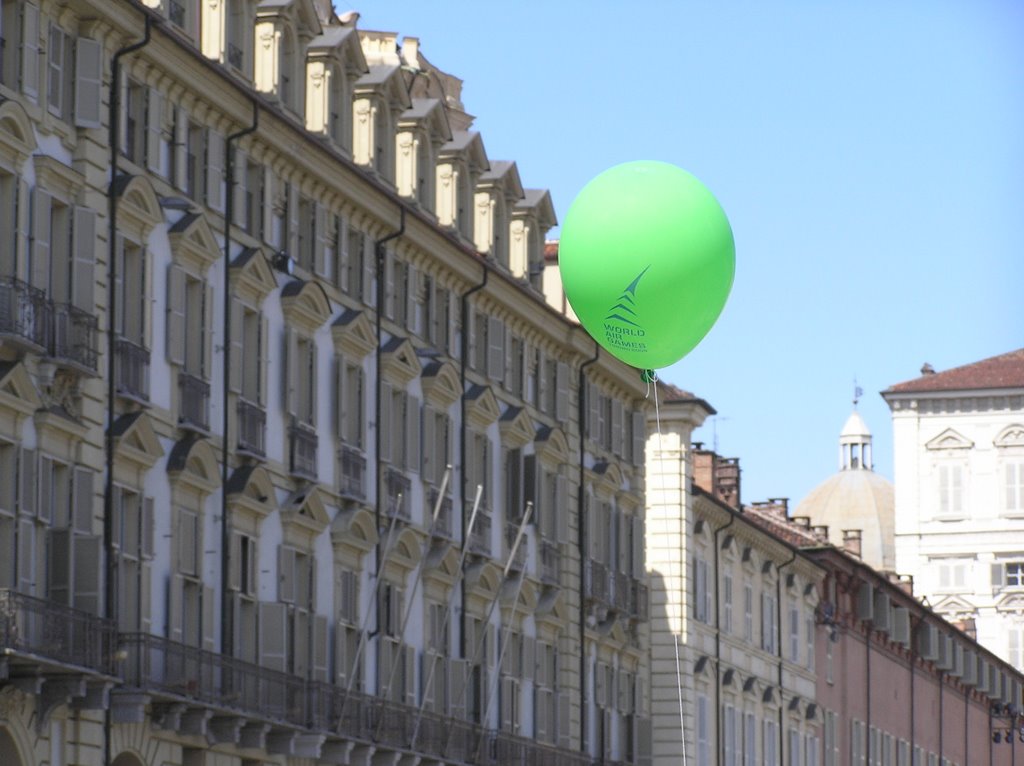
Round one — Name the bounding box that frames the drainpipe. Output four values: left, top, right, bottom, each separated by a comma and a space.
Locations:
458, 262, 488, 657
712, 514, 736, 766
220, 97, 259, 657
776, 549, 797, 765
866, 613, 871, 761
577, 339, 599, 753
373, 206, 406, 631
104, 12, 152, 766
910, 614, 917, 758
938, 670, 943, 764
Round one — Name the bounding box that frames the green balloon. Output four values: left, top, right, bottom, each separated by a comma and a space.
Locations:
558, 161, 735, 370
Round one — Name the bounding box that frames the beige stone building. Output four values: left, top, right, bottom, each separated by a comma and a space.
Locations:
0, 1, 651, 764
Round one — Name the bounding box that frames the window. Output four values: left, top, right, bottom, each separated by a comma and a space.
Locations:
995, 561, 1024, 589
745, 712, 757, 766
764, 719, 779, 766
297, 195, 316, 272
696, 693, 711, 766
335, 568, 362, 690
789, 604, 800, 663
724, 704, 739, 766
694, 555, 710, 623
46, 22, 73, 119
114, 237, 146, 344
245, 157, 264, 237
534, 640, 557, 743
336, 356, 366, 450
762, 592, 778, 653
805, 734, 820, 766
423, 275, 452, 355
745, 584, 754, 642
788, 728, 800, 766
1009, 625, 1024, 670
824, 711, 838, 766
806, 616, 815, 672
123, 78, 147, 164
937, 464, 963, 517
724, 571, 733, 634
381, 385, 420, 472
114, 486, 153, 632
936, 559, 969, 591
851, 720, 865, 766
1006, 461, 1024, 513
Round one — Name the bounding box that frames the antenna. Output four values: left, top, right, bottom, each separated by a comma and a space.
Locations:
853, 377, 863, 408
712, 416, 730, 453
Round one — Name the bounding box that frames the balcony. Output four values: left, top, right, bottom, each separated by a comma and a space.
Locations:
288, 422, 318, 480
427, 486, 452, 538
468, 511, 491, 557
178, 372, 210, 433
382, 467, 411, 521
50, 303, 98, 373
114, 338, 150, 402
539, 541, 561, 586
584, 560, 611, 606
0, 589, 117, 676
339, 446, 366, 501
237, 398, 266, 458
505, 522, 526, 571
0, 276, 51, 352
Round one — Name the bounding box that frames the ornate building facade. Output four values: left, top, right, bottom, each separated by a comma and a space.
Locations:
0, 1, 651, 764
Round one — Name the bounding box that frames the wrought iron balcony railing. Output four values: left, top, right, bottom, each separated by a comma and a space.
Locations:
114, 337, 150, 402
339, 445, 366, 501
178, 371, 210, 432
383, 467, 411, 521
288, 422, 318, 480
427, 486, 452, 538
0, 276, 51, 351
468, 511, 491, 556
237, 398, 266, 457
50, 302, 98, 372
539, 540, 561, 586
0, 589, 117, 675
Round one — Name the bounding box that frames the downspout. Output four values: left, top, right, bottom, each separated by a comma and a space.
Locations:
104, 13, 153, 766
458, 262, 488, 657
220, 97, 259, 656
577, 340, 599, 753
909, 614, 917, 758
866, 615, 871, 761
713, 514, 736, 766
373, 206, 406, 631
938, 670, 943, 764
964, 675, 968, 766
776, 550, 797, 766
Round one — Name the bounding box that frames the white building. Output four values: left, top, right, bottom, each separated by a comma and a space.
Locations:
882, 349, 1024, 671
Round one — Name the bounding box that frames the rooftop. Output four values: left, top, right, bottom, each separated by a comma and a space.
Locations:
883, 348, 1024, 395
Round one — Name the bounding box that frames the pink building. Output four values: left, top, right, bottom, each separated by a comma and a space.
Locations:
749, 505, 1023, 766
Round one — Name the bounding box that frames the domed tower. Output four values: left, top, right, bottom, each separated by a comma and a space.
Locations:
796, 407, 896, 571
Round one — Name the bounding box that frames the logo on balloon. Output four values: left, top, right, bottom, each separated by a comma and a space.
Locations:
603, 265, 650, 355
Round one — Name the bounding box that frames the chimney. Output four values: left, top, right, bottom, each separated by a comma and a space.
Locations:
792, 516, 811, 529
920, 362, 935, 376
842, 529, 862, 559
812, 524, 829, 543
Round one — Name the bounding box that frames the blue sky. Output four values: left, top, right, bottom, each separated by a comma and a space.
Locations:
361, 1, 1024, 506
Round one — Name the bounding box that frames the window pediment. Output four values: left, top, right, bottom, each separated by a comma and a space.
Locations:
534, 426, 569, 465
380, 336, 420, 385
534, 585, 566, 625
168, 213, 221, 274
0, 99, 36, 166
280, 484, 330, 540
996, 592, 1024, 616
499, 406, 534, 449
34, 407, 89, 451
226, 464, 277, 519
112, 175, 163, 239
590, 460, 623, 493
280, 279, 332, 332
231, 248, 278, 305
423, 541, 460, 587
500, 575, 536, 616
0, 362, 42, 421
33, 155, 85, 201
332, 308, 376, 359
693, 655, 714, 681
465, 384, 500, 429
382, 527, 423, 577
995, 424, 1024, 448
331, 506, 378, 555
167, 436, 220, 496
111, 412, 164, 470
926, 428, 974, 451
464, 560, 501, 604
420, 359, 460, 409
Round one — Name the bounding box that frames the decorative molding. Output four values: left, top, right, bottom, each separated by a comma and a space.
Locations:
330, 506, 378, 555
226, 464, 277, 519
379, 336, 420, 385
499, 406, 534, 449
280, 279, 333, 333
166, 436, 220, 496
112, 175, 163, 240
464, 384, 500, 429
420, 359, 460, 409
111, 412, 164, 471
332, 309, 376, 359
168, 213, 221, 275
534, 426, 570, 466
994, 424, 1024, 448
280, 484, 330, 541
925, 427, 974, 451
0, 362, 42, 423
231, 248, 278, 306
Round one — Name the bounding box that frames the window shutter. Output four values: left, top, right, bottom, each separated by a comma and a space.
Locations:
379, 383, 393, 464
202, 585, 216, 651
71, 36, 102, 128
992, 563, 1005, 588
632, 515, 644, 578
535, 688, 549, 741
335, 622, 350, 686
203, 283, 214, 379
71, 535, 101, 614
632, 411, 646, 467
139, 562, 152, 632
71, 466, 94, 534
406, 394, 420, 472
487, 316, 505, 378
287, 183, 300, 258
228, 298, 243, 393
228, 532, 242, 592
555, 474, 569, 545
404, 644, 417, 706
421, 652, 438, 711
283, 326, 298, 418
309, 341, 318, 423
18, 448, 36, 517
557, 690, 571, 748
522, 636, 535, 682
47, 528, 72, 604
501, 676, 516, 731
173, 107, 188, 191
612, 400, 624, 457
334, 356, 346, 439
422, 405, 436, 481
20, 4, 40, 100
70, 206, 97, 314
205, 129, 224, 211
406, 265, 419, 335
278, 545, 296, 603
449, 658, 468, 720
362, 238, 376, 306
168, 573, 184, 642
259, 315, 269, 405
30, 187, 50, 289
259, 602, 288, 671
36, 455, 52, 523
313, 614, 329, 682
555, 362, 569, 421
146, 88, 163, 173
166, 264, 186, 365
587, 382, 599, 438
